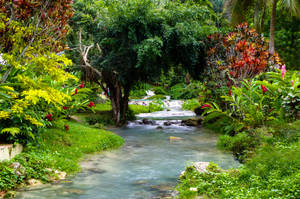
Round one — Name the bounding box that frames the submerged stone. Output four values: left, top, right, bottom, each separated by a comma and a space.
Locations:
157, 126, 163, 129
132, 180, 148, 185
169, 136, 183, 141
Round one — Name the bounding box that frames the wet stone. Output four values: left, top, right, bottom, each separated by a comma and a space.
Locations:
156, 126, 163, 129
87, 168, 106, 174
132, 180, 148, 185
163, 121, 172, 126
142, 118, 155, 125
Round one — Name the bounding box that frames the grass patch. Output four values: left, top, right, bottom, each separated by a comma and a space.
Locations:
94, 102, 164, 116
0, 121, 123, 192
94, 103, 112, 112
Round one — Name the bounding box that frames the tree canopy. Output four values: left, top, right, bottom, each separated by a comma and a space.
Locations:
69, 0, 217, 125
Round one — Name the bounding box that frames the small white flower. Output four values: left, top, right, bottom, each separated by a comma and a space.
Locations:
189, 187, 198, 192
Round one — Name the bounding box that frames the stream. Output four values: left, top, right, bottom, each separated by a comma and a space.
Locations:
17, 100, 239, 199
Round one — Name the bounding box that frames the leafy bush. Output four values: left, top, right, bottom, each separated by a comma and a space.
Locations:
203, 111, 244, 135
0, 13, 91, 143
170, 81, 205, 99
152, 87, 168, 95
182, 99, 201, 110
129, 89, 147, 99
217, 133, 258, 161
205, 22, 280, 89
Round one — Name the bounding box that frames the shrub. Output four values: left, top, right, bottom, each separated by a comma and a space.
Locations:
205, 22, 280, 88
217, 133, 258, 161
129, 89, 147, 99
182, 99, 201, 110
152, 87, 167, 95
170, 81, 205, 99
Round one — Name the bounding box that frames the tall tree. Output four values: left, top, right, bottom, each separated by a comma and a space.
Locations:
224, 0, 300, 54
69, 0, 216, 125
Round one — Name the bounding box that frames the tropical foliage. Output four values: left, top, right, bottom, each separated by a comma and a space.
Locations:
68, 0, 217, 125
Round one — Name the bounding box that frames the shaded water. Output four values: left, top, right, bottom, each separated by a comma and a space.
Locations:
17, 102, 239, 199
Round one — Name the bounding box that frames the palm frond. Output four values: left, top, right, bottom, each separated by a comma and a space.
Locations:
281, 0, 300, 17
224, 0, 256, 25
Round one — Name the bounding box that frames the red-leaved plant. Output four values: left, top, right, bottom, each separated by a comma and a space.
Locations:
205, 22, 281, 88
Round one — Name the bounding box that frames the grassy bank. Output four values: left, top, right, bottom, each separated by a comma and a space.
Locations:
0, 121, 124, 195
177, 120, 300, 198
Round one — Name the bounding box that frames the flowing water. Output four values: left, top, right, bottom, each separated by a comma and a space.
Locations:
17, 100, 239, 199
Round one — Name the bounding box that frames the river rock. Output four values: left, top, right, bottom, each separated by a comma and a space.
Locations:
150, 184, 174, 192
87, 168, 106, 174
157, 126, 163, 129
169, 136, 183, 141
28, 179, 43, 186
181, 118, 203, 126
55, 170, 67, 180
193, 162, 210, 173
142, 118, 155, 125
65, 189, 84, 195
163, 121, 172, 126
132, 180, 148, 185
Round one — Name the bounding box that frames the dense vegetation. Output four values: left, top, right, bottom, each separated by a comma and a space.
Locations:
0, 0, 299, 198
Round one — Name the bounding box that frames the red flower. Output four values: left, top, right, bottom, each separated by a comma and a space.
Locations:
79, 83, 84, 88
226, 81, 231, 88
46, 114, 53, 121
63, 106, 68, 110
261, 85, 268, 94
74, 88, 78, 95
65, 124, 69, 131
228, 89, 232, 96
201, 104, 212, 109
88, 101, 96, 108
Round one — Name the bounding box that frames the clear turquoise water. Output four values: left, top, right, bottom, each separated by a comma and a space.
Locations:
17, 123, 239, 199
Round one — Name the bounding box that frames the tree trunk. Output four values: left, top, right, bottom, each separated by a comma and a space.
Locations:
254, 0, 261, 33
108, 81, 131, 126
269, 0, 277, 54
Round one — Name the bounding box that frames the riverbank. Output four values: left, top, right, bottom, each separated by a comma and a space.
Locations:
0, 120, 124, 198
177, 119, 300, 198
